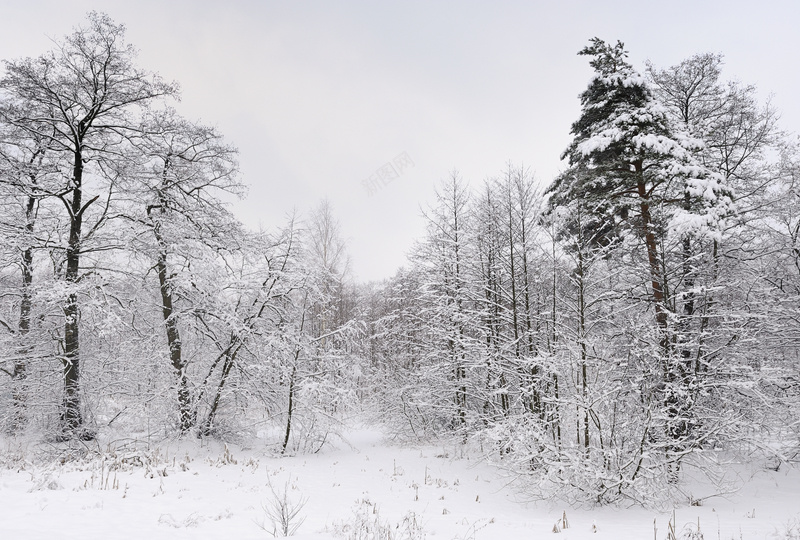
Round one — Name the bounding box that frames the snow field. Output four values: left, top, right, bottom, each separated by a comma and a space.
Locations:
1, 427, 798, 539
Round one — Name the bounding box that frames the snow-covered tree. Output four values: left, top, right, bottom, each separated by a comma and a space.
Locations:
0, 12, 177, 438
548, 38, 734, 473
0, 114, 61, 432
413, 173, 479, 433
126, 108, 240, 433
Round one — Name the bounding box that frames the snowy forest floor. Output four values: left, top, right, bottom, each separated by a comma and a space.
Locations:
0, 423, 798, 539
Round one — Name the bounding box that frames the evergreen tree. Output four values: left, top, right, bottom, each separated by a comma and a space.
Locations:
548, 38, 733, 472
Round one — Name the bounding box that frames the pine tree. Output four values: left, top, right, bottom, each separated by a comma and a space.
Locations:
548, 38, 733, 472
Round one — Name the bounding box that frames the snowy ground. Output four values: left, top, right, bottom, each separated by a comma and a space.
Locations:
0, 426, 798, 539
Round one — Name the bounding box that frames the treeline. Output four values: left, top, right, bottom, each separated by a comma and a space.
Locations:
0, 13, 357, 451
1, 15, 799, 505
364, 40, 800, 503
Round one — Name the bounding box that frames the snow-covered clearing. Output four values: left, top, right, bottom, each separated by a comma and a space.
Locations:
0, 426, 798, 539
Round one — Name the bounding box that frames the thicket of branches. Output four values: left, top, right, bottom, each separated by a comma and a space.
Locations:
0, 13, 358, 451
363, 41, 800, 504
1, 15, 798, 505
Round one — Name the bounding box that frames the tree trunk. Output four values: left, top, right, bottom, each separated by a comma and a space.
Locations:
61, 149, 86, 437
199, 337, 240, 437
281, 364, 298, 454
516, 181, 542, 420
635, 171, 668, 335
635, 165, 688, 477
10, 196, 36, 432
550, 231, 561, 449
451, 183, 468, 432
577, 247, 591, 460
155, 235, 192, 433
150, 195, 193, 434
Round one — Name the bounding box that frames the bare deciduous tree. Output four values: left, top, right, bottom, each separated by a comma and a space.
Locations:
0, 12, 177, 438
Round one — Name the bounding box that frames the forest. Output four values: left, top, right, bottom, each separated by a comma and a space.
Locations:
1, 13, 798, 508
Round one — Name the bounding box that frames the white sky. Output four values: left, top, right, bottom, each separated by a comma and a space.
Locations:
2, 1, 798, 282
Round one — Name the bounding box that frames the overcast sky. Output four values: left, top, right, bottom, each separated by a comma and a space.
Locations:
2, 1, 798, 282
